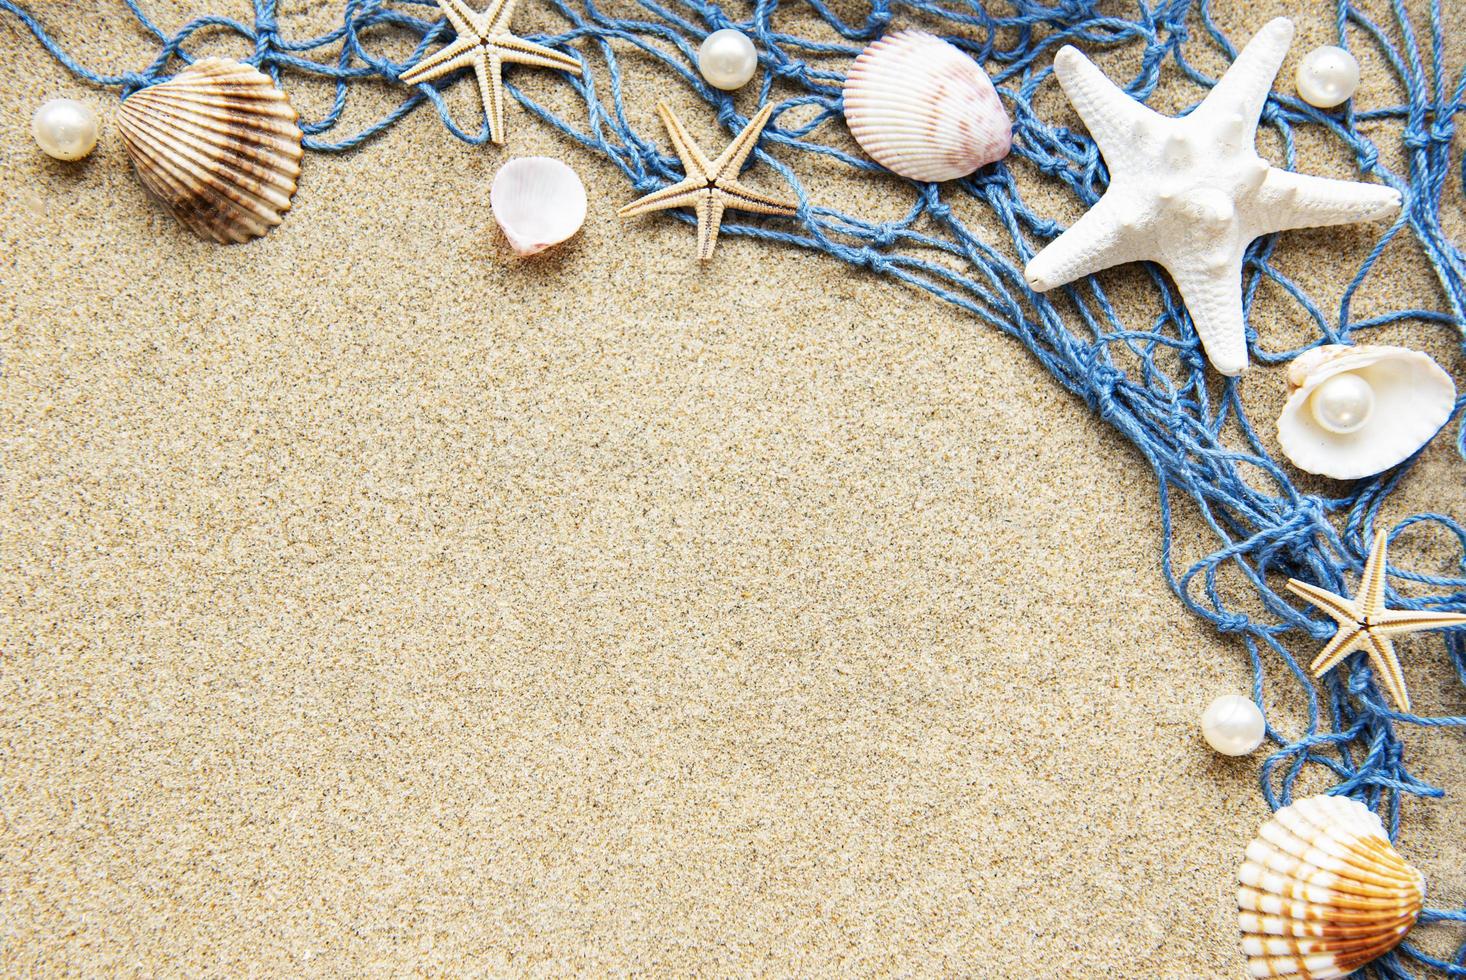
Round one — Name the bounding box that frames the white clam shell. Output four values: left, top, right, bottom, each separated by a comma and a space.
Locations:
1238, 794, 1424, 979
843, 30, 1012, 182
489, 157, 587, 256
117, 58, 303, 244
1276, 344, 1455, 481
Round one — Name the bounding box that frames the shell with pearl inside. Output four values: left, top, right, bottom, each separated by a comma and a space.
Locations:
1276, 344, 1455, 480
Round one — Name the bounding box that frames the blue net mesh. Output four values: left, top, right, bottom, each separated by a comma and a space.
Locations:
5, 0, 1464, 972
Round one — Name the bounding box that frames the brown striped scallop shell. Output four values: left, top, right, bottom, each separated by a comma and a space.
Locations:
1238, 794, 1424, 979
117, 58, 303, 244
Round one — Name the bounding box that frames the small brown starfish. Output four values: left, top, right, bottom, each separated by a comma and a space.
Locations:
618, 101, 799, 261
399, 0, 580, 144
1287, 531, 1466, 711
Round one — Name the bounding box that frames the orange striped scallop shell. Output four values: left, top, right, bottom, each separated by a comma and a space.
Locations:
1238, 795, 1424, 979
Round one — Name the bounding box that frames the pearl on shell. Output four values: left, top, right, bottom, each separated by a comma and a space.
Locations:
1277, 344, 1456, 480
32, 98, 100, 161
698, 29, 758, 91
1308, 371, 1375, 434
1295, 45, 1360, 109
1201, 695, 1266, 756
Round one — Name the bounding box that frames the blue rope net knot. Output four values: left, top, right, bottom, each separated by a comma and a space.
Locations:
1081, 362, 1126, 421
868, 223, 900, 249
1402, 120, 1455, 151
768, 59, 808, 82
1281, 496, 1329, 538
1213, 611, 1253, 635
857, 246, 893, 274
924, 200, 953, 223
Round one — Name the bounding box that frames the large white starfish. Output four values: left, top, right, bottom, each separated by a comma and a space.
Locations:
399, 0, 580, 145
1024, 18, 1400, 376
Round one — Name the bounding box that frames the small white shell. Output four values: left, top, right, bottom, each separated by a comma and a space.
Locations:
489, 157, 588, 256
117, 58, 303, 244
842, 30, 1012, 182
1276, 344, 1455, 480
1238, 794, 1424, 979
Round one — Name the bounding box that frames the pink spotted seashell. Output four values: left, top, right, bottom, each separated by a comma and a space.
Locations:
843, 31, 1012, 182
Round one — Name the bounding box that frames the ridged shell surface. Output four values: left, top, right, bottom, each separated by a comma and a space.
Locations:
1276, 344, 1455, 481
117, 58, 303, 244
842, 31, 1012, 182
1238, 794, 1424, 979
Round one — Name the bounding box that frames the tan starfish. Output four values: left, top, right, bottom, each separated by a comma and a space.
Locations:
399, 0, 580, 144
1286, 531, 1466, 711
618, 101, 799, 261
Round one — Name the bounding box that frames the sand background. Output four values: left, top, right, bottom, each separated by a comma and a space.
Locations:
2, 0, 1462, 975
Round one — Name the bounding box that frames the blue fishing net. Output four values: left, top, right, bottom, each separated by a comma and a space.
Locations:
5, 0, 1463, 972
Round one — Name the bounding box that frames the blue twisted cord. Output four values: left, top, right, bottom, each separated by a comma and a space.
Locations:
5, 0, 1464, 973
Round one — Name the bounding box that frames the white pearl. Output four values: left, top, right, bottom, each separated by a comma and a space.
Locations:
698, 29, 758, 91
1296, 46, 1360, 109
32, 98, 100, 161
1308, 372, 1375, 434
1201, 695, 1266, 756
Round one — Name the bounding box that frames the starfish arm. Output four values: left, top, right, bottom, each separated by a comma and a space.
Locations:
480, 0, 515, 33
710, 102, 778, 179
437, 0, 484, 36
1368, 608, 1466, 637
1285, 578, 1363, 629
1163, 253, 1249, 376
1358, 531, 1391, 618
400, 35, 481, 84
715, 179, 799, 217
696, 193, 727, 261
495, 36, 582, 75
1051, 45, 1166, 174
1193, 17, 1293, 143
1251, 168, 1401, 235
618, 179, 707, 218
1311, 625, 1367, 677
1362, 632, 1410, 711
1023, 191, 1149, 292
654, 102, 711, 183
478, 51, 507, 144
